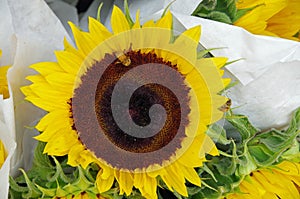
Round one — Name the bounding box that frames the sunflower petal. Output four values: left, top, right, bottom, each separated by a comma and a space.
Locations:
132, 10, 141, 29
96, 169, 115, 193
181, 25, 201, 44
88, 17, 112, 43
155, 11, 172, 29
69, 22, 97, 56
111, 6, 130, 34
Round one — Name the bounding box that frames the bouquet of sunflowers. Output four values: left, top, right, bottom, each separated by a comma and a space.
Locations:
1, 0, 300, 198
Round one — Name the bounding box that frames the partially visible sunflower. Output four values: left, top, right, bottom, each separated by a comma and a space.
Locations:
225, 161, 300, 199
22, 6, 230, 199
55, 193, 106, 199
0, 140, 7, 169
235, 0, 300, 41
0, 49, 9, 167
0, 50, 10, 99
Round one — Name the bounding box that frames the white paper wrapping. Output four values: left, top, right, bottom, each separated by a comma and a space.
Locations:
0, 90, 16, 199
0, 0, 70, 197
171, 13, 300, 130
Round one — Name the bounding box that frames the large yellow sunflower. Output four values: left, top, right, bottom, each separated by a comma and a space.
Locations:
234, 0, 300, 41
22, 6, 229, 199
225, 161, 300, 199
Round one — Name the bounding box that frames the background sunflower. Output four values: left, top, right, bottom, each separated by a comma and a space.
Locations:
192, 0, 300, 41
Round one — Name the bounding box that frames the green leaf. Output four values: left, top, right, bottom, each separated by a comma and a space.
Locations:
248, 107, 300, 166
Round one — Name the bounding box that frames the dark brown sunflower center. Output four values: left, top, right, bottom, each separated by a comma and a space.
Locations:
72, 50, 191, 170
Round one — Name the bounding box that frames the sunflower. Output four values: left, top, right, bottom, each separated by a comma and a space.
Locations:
225, 161, 300, 199
0, 140, 7, 169
0, 50, 10, 99
0, 49, 9, 169
22, 6, 229, 199
234, 0, 300, 41
55, 193, 105, 199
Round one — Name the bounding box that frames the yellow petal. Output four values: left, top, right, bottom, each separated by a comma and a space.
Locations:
0, 140, 7, 168
155, 11, 172, 29
25, 96, 68, 112
199, 134, 219, 157
96, 169, 115, 193
118, 171, 134, 196
181, 165, 201, 186
67, 143, 85, 166
142, 175, 157, 199
181, 25, 201, 44
111, 6, 130, 34
69, 22, 97, 56
0, 65, 10, 99
30, 62, 64, 76
35, 110, 70, 132
142, 20, 156, 28
43, 129, 78, 156
132, 10, 141, 29
88, 17, 112, 43
55, 51, 83, 74
161, 164, 188, 196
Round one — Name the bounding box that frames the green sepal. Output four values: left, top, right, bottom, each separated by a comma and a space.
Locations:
96, 2, 103, 22
124, 0, 134, 28
207, 11, 232, 24
192, 0, 237, 24
281, 139, 300, 162
161, 0, 176, 18
248, 107, 300, 166
35, 184, 57, 198
233, 4, 264, 22
197, 47, 226, 59
192, 0, 260, 25
19, 169, 42, 198
237, 148, 257, 175
206, 123, 231, 145
226, 112, 259, 142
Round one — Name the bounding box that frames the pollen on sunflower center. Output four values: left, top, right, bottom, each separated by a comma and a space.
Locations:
72, 50, 191, 169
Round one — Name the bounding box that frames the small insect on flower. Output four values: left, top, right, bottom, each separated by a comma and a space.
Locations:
116, 53, 131, 66
114, 44, 133, 67
219, 99, 231, 112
